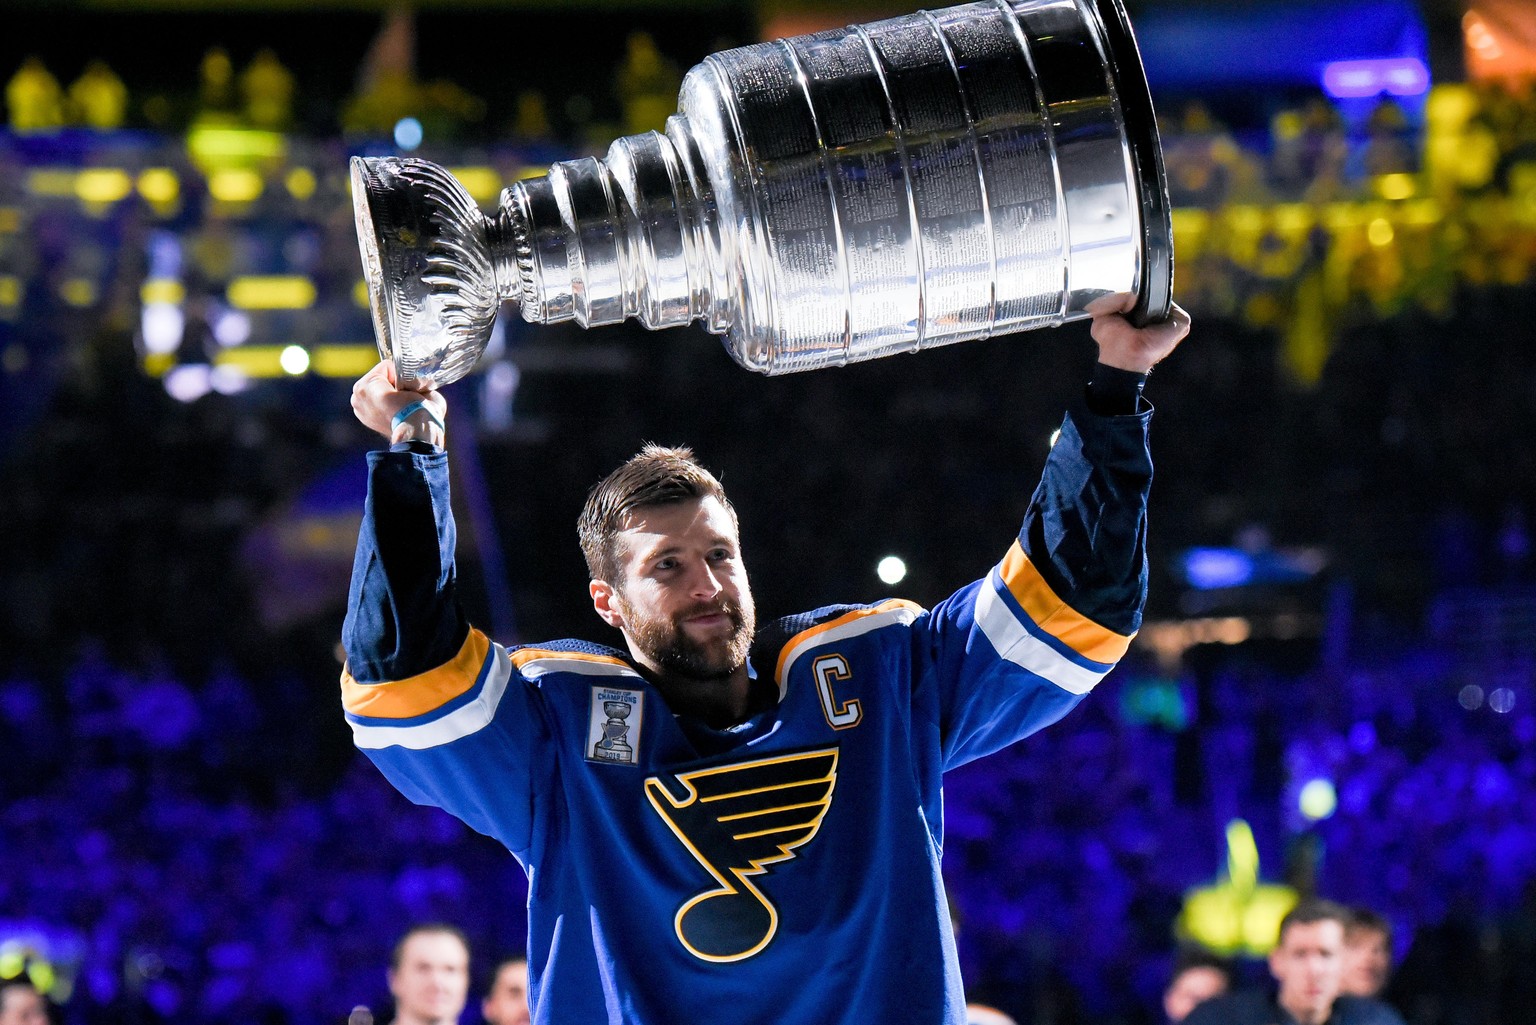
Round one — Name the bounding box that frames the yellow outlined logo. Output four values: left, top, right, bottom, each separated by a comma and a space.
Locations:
811, 653, 862, 730
644, 748, 839, 962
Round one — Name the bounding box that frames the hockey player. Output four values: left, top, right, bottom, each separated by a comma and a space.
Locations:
341, 293, 1190, 1025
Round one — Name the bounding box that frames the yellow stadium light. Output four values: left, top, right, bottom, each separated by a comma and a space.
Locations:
514, 165, 549, 181
142, 353, 174, 377
214, 346, 287, 376
74, 168, 132, 205
208, 168, 264, 203
1402, 199, 1443, 226
0, 207, 19, 233
1323, 202, 1367, 230
187, 125, 286, 167
59, 278, 97, 307
137, 168, 180, 205
286, 166, 317, 201
448, 166, 502, 204
1273, 203, 1314, 236
1367, 218, 1395, 247
1375, 173, 1416, 201
27, 169, 76, 197
1226, 204, 1265, 234
226, 276, 317, 310
140, 278, 185, 306
0, 276, 19, 309
353, 278, 371, 309
311, 344, 381, 378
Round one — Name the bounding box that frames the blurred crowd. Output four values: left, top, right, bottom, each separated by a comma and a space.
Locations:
2, 39, 1536, 1025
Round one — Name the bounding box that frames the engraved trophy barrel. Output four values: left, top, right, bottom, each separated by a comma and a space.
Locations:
352, 0, 1172, 387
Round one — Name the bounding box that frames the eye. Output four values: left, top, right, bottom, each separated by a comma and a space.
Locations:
708, 547, 733, 562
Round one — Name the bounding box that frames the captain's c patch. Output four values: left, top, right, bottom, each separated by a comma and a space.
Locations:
586, 685, 645, 765
644, 747, 839, 962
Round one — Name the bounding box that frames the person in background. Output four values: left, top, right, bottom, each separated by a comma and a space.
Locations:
1163, 947, 1233, 1023
480, 956, 530, 1025
1183, 900, 1404, 1025
388, 924, 471, 1025
0, 979, 48, 1025
1341, 907, 1393, 999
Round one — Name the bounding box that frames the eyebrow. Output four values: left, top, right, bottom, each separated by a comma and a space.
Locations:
637, 536, 736, 564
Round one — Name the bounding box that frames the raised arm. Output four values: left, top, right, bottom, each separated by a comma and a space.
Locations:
340, 363, 548, 857
919, 299, 1190, 768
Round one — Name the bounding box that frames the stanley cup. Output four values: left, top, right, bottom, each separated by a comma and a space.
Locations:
352, 0, 1173, 388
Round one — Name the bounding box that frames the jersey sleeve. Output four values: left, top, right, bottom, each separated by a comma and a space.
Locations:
340, 449, 552, 858
913, 405, 1152, 770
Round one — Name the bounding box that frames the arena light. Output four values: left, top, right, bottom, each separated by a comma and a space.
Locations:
137, 168, 180, 205
449, 166, 503, 204
0, 275, 22, 310
164, 364, 212, 403
226, 276, 317, 310
1322, 58, 1430, 99
186, 125, 285, 166
286, 167, 317, 200
140, 278, 185, 306
876, 555, 907, 585
280, 345, 311, 375
74, 168, 132, 205
394, 117, 424, 152
1298, 778, 1337, 820
139, 303, 184, 354
311, 345, 381, 378
208, 168, 264, 203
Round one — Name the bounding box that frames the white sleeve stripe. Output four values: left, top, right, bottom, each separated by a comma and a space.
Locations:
974, 582, 1107, 696
348, 643, 513, 750
776, 605, 921, 698
515, 656, 644, 681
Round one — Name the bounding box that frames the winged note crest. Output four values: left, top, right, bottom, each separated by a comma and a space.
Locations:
644, 748, 839, 962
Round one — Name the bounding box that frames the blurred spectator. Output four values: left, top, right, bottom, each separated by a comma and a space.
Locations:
965, 1005, 1018, 1025
1163, 948, 1232, 1023
6, 57, 65, 135
1183, 900, 1404, 1025
478, 956, 529, 1025
1341, 907, 1394, 999
241, 50, 296, 131
388, 924, 470, 1025
615, 32, 681, 135
67, 61, 128, 132
0, 979, 48, 1025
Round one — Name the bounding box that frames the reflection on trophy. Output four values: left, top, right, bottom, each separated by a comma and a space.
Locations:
351, 0, 1173, 387
593, 700, 634, 762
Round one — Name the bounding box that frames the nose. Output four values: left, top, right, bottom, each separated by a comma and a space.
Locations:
689, 561, 723, 600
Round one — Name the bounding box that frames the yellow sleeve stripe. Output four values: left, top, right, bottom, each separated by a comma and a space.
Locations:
998, 541, 1133, 664
774, 599, 924, 686
341, 628, 491, 720
508, 648, 632, 671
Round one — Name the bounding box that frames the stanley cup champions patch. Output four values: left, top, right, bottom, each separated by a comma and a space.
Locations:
586, 685, 645, 765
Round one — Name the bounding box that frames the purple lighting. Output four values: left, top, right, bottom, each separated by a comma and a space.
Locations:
1322, 58, 1430, 98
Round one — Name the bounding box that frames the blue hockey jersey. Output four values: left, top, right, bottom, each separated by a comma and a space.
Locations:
341, 407, 1152, 1025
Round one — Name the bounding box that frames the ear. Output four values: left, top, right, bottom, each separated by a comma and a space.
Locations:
590, 579, 626, 629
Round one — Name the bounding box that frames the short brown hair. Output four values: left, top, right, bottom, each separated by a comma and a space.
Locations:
390, 923, 470, 973
1277, 898, 1350, 944
577, 445, 734, 585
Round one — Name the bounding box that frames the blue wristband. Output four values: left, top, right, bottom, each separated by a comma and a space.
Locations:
391, 400, 444, 432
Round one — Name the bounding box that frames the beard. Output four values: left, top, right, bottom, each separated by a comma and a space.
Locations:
618, 592, 756, 681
